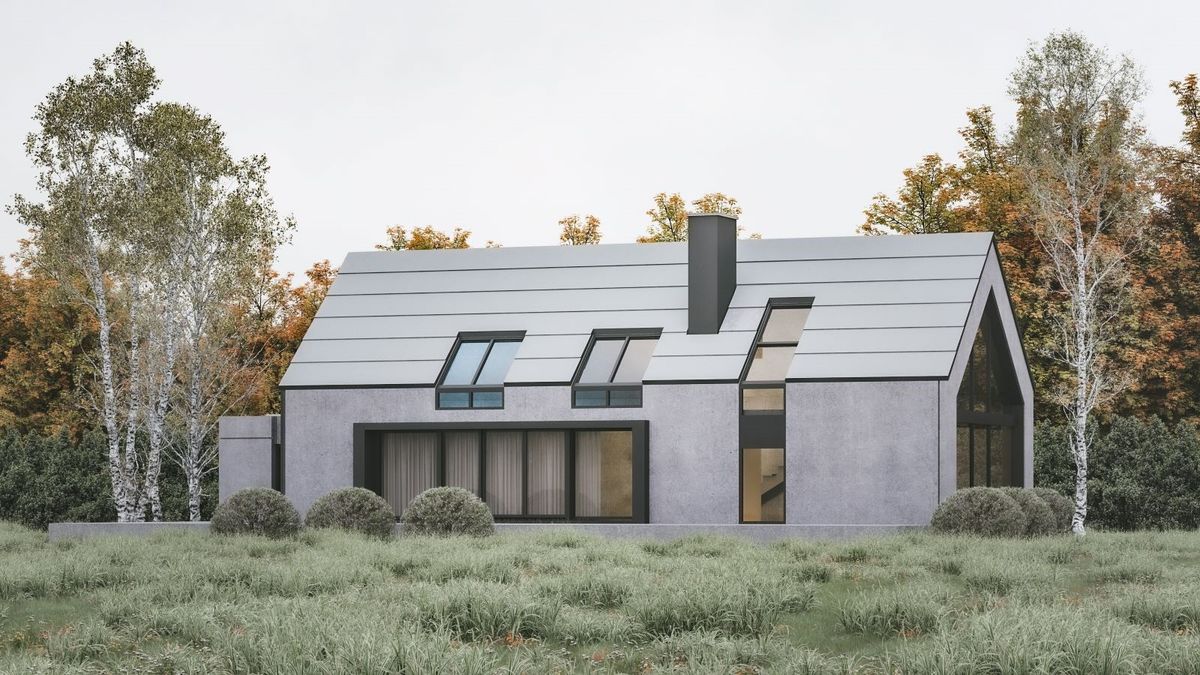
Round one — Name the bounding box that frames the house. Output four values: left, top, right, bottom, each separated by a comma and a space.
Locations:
218, 214, 1033, 535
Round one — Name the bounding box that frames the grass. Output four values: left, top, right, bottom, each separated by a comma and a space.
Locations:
0, 523, 1199, 672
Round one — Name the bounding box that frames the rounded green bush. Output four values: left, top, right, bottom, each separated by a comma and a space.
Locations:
305, 487, 395, 538
210, 487, 301, 539
401, 487, 494, 537
1001, 488, 1057, 537
929, 487, 1026, 537
1031, 487, 1075, 533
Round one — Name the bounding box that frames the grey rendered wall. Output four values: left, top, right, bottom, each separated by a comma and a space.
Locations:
283, 384, 739, 523
938, 247, 1035, 499
218, 415, 278, 502
785, 380, 940, 525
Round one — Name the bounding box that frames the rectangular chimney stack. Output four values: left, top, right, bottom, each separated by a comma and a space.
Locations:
687, 213, 738, 334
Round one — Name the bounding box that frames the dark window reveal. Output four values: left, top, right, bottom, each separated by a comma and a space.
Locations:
955, 295, 1023, 488
371, 426, 642, 522
436, 333, 524, 409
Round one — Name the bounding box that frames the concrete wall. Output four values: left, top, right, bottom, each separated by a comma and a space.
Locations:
218, 415, 278, 501
785, 380, 941, 526
283, 384, 740, 522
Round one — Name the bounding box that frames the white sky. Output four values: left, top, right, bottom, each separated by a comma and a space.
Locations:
1, 1, 1196, 278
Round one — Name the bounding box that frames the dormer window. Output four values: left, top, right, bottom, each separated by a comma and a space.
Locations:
572, 329, 661, 408
740, 300, 811, 413
436, 332, 524, 409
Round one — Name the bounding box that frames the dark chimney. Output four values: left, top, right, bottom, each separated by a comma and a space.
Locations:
687, 213, 738, 334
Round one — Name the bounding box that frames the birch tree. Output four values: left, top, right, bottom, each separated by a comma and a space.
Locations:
154, 103, 291, 520
1010, 32, 1150, 535
12, 43, 161, 522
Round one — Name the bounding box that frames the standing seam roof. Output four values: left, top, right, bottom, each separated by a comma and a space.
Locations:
279, 232, 993, 387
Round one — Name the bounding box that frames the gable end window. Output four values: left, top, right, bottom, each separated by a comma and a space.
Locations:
436, 332, 525, 409
572, 329, 661, 408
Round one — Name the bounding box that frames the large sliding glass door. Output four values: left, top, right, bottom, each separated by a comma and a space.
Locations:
364, 424, 645, 522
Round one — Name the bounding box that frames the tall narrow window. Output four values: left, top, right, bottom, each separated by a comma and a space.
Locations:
741, 447, 785, 523
956, 296, 1022, 488
738, 298, 811, 525
740, 304, 810, 412
572, 329, 661, 408
437, 332, 524, 409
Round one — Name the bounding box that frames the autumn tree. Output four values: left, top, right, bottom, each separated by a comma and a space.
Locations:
638, 192, 749, 243
376, 225, 471, 250
638, 193, 689, 243
0, 264, 96, 436
859, 155, 963, 235
1131, 74, 1200, 421
1011, 31, 1150, 535
559, 214, 602, 245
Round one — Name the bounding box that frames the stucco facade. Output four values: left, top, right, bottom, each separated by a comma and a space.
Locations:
284, 384, 740, 520
219, 221, 1034, 532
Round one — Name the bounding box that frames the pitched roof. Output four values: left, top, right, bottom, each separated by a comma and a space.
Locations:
279, 232, 994, 387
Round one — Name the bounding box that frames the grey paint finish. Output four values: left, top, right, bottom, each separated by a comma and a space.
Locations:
687, 214, 738, 334
283, 384, 739, 521
218, 415, 277, 502
218, 415, 277, 440
786, 380, 940, 526
281, 232, 995, 387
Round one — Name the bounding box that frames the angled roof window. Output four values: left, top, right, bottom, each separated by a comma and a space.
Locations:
740, 299, 812, 412
437, 332, 524, 409
573, 329, 661, 408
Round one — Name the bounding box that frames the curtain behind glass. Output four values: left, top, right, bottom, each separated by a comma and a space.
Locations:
445, 431, 480, 496
486, 431, 523, 516
382, 432, 438, 516
574, 430, 632, 518
527, 431, 565, 516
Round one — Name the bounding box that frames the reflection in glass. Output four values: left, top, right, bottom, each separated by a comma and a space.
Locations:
475, 341, 521, 384
442, 342, 489, 384
575, 431, 633, 518
761, 307, 809, 343
745, 346, 794, 381
613, 338, 657, 382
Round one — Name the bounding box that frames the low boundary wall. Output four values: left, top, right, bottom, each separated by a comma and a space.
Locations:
49, 521, 921, 542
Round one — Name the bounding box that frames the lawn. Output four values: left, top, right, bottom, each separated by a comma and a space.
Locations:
1, 524, 1199, 673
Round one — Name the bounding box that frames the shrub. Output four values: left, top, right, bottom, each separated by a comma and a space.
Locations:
305, 487, 394, 538
930, 487, 1026, 537
1001, 488, 1057, 536
1030, 487, 1075, 533
209, 488, 300, 539
401, 487, 494, 537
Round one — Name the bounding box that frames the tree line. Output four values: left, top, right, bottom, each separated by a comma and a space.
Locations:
3, 33, 1197, 532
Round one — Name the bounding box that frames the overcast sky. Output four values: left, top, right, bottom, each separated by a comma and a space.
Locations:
1, 1, 1197, 277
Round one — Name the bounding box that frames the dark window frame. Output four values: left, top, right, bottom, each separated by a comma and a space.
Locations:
354, 420, 649, 523
435, 331, 525, 410
955, 293, 1023, 488
571, 328, 662, 409
738, 298, 813, 415
739, 447, 787, 525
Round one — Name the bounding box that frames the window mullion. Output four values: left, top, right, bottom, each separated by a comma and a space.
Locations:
470, 340, 495, 386
607, 337, 630, 383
